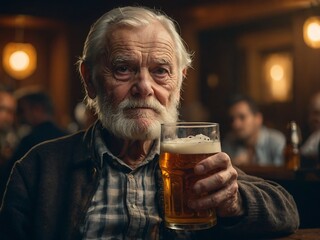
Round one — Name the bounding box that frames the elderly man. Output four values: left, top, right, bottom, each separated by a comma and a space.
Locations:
0, 7, 298, 240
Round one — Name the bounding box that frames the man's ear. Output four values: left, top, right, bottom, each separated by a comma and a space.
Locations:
182, 68, 188, 78
80, 62, 97, 99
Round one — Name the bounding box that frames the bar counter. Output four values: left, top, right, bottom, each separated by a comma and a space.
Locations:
239, 165, 320, 182
272, 228, 320, 240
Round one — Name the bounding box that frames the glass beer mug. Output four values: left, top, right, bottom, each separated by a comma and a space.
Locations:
159, 122, 221, 231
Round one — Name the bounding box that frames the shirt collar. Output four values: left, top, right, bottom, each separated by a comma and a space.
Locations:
256, 126, 268, 147
93, 124, 160, 171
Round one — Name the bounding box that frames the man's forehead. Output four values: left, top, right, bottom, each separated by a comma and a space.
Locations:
108, 23, 175, 52
231, 102, 253, 115
233, 102, 250, 110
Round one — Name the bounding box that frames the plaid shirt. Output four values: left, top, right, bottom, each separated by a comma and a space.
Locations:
81, 126, 164, 240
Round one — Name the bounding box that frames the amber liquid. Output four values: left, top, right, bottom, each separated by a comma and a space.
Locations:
159, 152, 217, 230
284, 145, 300, 171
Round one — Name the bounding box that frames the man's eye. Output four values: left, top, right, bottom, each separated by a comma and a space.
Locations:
152, 67, 169, 78
117, 66, 129, 73
113, 66, 134, 80
239, 115, 246, 121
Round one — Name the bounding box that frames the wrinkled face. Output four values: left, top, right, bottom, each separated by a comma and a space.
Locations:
87, 22, 182, 140
229, 101, 261, 141
0, 92, 16, 132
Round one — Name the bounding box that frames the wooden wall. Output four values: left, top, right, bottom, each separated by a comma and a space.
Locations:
178, 7, 320, 139
0, 16, 71, 127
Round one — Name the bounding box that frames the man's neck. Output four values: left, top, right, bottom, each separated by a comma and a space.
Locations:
107, 134, 155, 169
245, 129, 260, 148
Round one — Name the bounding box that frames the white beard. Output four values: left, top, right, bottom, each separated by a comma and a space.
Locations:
96, 94, 179, 140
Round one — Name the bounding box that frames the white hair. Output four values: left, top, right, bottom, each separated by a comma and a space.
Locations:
78, 6, 192, 110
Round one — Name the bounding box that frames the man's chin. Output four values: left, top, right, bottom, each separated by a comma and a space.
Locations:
131, 118, 161, 139
234, 134, 248, 142
134, 117, 159, 125
101, 116, 161, 140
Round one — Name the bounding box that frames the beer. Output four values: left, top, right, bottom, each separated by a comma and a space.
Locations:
284, 121, 301, 170
160, 137, 221, 230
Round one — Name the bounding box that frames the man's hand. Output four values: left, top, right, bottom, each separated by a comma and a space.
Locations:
188, 152, 244, 218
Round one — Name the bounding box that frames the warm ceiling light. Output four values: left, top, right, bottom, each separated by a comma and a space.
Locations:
9, 50, 30, 71
2, 42, 37, 80
263, 53, 293, 102
303, 16, 320, 48
270, 64, 284, 81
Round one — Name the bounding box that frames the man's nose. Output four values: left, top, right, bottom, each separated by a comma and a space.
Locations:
131, 68, 154, 98
232, 118, 241, 128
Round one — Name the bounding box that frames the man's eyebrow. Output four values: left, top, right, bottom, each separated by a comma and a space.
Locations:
111, 54, 135, 65
152, 58, 172, 65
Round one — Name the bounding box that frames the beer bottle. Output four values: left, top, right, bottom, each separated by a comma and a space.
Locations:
284, 121, 301, 170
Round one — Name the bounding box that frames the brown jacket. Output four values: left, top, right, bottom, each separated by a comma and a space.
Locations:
0, 122, 299, 240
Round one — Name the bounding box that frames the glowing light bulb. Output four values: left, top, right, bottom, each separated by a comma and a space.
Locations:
303, 16, 320, 48
2, 42, 37, 79
9, 50, 30, 71
307, 22, 320, 42
270, 64, 284, 81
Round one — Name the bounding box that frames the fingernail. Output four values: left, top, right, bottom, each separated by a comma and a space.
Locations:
195, 164, 205, 174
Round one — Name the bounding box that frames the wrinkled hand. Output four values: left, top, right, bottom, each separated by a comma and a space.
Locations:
188, 152, 244, 218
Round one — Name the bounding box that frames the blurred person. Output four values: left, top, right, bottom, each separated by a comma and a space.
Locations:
10, 89, 67, 161
0, 89, 67, 201
223, 95, 285, 166
0, 86, 17, 163
0, 7, 298, 240
307, 91, 320, 133
0, 86, 18, 206
301, 92, 320, 163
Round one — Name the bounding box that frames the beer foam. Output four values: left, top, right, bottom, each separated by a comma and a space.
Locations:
161, 134, 221, 154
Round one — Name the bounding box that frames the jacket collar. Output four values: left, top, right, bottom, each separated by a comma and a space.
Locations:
69, 121, 100, 169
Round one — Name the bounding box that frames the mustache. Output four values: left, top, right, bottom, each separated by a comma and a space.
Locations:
119, 98, 165, 114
